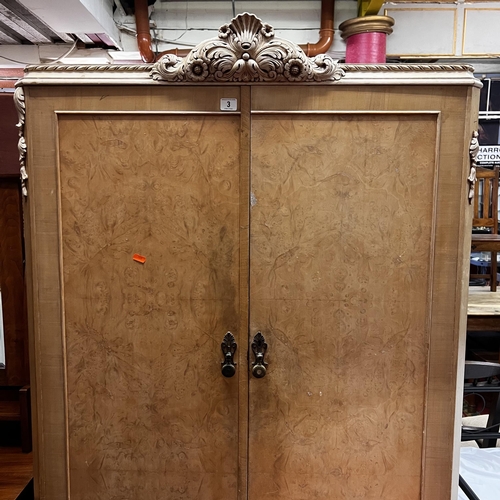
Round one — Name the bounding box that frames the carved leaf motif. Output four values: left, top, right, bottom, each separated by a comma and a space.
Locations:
221, 331, 237, 355
14, 87, 28, 197
14, 86, 25, 128
151, 13, 344, 83
468, 130, 479, 203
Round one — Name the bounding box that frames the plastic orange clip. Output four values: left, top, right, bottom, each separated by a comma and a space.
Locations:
133, 253, 146, 264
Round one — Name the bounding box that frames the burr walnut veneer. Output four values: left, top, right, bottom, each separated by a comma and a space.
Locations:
18, 15, 479, 500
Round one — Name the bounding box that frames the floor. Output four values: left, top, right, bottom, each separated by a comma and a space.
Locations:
0, 447, 33, 500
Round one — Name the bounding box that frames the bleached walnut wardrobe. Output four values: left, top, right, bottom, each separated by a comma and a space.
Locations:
17, 13, 479, 500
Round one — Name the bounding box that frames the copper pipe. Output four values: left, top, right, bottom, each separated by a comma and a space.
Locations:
135, 0, 155, 63
299, 0, 335, 56
137, 0, 335, 63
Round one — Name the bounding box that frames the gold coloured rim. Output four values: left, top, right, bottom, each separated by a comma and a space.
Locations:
339, 16, 395, 40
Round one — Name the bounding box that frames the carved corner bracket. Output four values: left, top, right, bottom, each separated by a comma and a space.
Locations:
468, 130, 479, 204
151, 13, 344, 83
14, 86, 27, 198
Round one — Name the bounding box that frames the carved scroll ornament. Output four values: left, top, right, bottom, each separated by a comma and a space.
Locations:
14, 86, 28, 197
468, 130, 479, 203
151, 13, 344, 83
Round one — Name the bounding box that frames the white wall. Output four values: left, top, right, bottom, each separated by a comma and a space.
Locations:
385, 1, 500, 59
4, 0, 500, 67
113, 0, 358, 59
113, 0, 500, 63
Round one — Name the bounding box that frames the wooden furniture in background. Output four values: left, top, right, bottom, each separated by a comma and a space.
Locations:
0, 178, 29, 387
18, 15, 479, 500
0, 136, 32, 458
0, 386, 32, 453
471, 167, 500, 291
0, 94, 21, 177
467, 287, 500, 332
0, 94, 33, 500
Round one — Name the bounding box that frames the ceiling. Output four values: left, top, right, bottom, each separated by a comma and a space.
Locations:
0, 0, 322, 50
0, 0, 119, 49
0, 0, 72, 44
3, 0, 500, 74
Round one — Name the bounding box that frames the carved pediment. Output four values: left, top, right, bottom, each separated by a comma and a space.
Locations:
151, 13, 344, 83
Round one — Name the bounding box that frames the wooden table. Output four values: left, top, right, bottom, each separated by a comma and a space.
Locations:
468, 287, 500, 331
471, 234, 500, 252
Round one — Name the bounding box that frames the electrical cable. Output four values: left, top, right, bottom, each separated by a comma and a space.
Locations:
164, 0, 190, 43
118, 24, 320, 32
0, 54, 37, 64
0, 41, 77, 65
41, 41, 78, 63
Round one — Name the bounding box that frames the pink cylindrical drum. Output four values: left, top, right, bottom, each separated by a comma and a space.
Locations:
345, 31, 387, 64
339, 16, 395, 64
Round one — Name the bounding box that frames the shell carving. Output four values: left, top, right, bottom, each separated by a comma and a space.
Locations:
151, 13, 344, 83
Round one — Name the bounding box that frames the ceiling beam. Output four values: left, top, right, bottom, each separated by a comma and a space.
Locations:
0, 27, 19, 44
0, 0, 70, 42
0, 3, 53, 43
18, 0, 121, 48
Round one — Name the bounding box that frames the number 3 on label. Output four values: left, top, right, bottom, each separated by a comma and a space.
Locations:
220, 98, 237, 111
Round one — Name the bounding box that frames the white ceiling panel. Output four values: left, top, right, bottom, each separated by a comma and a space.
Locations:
0, 0, 120, 47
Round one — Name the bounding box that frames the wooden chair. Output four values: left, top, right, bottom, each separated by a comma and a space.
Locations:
471, 167, 500, 292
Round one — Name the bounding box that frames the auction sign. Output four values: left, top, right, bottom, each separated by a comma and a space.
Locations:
477, 145, 500, 165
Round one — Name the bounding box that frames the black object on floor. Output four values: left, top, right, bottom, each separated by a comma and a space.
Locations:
459, 474, 481, 500
16, 478, 33, 500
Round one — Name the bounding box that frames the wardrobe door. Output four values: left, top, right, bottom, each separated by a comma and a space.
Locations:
55, 112, 241, 499
248, 112, 439, 499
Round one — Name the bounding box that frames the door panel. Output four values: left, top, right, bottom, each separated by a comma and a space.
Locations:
58, 114, 241, 499
249, 114, 438, 499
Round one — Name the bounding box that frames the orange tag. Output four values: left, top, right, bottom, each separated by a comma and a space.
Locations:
133, 253, 146, 264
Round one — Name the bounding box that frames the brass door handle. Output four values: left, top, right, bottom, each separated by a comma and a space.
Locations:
221, 332, 237, 378
251, 332, 268, 378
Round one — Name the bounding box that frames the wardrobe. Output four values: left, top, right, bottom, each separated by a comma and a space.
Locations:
17, 13, 479, 500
